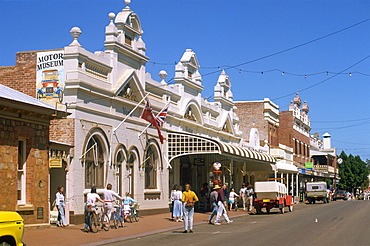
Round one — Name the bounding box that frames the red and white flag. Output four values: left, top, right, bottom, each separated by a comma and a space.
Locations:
141, 100, 164, 144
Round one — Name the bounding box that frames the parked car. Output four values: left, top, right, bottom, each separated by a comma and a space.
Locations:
333, 190, 348, 201
0, 211, 25, 246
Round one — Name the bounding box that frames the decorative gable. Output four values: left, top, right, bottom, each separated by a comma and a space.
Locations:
114, 69, 145, 102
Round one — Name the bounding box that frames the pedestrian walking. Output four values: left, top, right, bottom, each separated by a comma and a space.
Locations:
84, 186, 104, 232
239, 184, 247, 210
228, 188, 239, 211
214, 184, 233, 225
200, 182, 209, 211
208, 185, 220, 224
56, 185, 67, 227
246, 185, 254, 212
182, 184, 199, 233
171, 185, 183, 222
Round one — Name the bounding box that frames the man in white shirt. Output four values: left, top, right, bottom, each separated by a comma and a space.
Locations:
103, 183, 124, 222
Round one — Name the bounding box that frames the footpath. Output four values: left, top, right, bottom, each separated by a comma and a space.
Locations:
23, 209, 251, 246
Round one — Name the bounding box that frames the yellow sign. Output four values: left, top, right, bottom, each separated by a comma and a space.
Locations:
263, 199, 270, 203
49, 159, 62, 168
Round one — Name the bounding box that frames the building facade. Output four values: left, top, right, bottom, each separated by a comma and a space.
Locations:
1, 1, 277, 224
0, 84, 67, 227
235, 99, 299, 197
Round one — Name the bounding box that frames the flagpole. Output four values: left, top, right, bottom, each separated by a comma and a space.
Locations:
109, 92, 149, 167
138, 101, 170, 138
113, 92, 150, 133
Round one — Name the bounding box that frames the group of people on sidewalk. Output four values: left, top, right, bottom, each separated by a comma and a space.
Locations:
171, 183, 255, 232
207, 183, 254, 225
82, 183, 138, 232
55, 183, 138, 232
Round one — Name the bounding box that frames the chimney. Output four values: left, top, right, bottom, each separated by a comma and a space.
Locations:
323, 132, 331, 149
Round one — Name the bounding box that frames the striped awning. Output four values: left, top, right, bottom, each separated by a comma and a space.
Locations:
216, 141, 275, 163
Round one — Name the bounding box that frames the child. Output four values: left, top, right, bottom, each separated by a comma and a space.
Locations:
228, 188, 239, 211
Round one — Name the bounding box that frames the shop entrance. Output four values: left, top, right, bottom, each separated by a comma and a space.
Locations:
180, 156, 192, 187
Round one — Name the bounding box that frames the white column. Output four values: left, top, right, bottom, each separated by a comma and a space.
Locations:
291, 173, 294, 197
280, 172, 283, 182
230, 160, 234, 188
286, 173, 289, 195
296, 173, 299, 198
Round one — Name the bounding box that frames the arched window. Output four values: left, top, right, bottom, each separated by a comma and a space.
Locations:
115, 146, 127, 196
84, 135, 106, 189
145, 145, 159, 189
127, 148, 139, 197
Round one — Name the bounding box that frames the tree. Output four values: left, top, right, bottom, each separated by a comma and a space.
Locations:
338, 151, 369, 192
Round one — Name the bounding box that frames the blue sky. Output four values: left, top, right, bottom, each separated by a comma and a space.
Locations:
1, 0, 369, 161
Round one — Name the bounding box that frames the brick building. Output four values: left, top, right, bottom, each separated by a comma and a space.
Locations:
0, 84, 68, 226
279, 93, 311, 168
235, 99, 299, 197
235, 99, 279, 148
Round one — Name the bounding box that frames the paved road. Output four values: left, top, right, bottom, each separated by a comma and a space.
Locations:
106, 200, 370, 246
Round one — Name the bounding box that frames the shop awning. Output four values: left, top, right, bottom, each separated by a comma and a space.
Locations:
167, 132, 275, 163
275, 161, 298, 173
216, 141, 276, 163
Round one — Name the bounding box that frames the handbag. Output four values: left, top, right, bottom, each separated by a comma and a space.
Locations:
185, 196, 194, 207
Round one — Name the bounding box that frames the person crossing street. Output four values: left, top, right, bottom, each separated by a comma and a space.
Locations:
214, 184, 233, 225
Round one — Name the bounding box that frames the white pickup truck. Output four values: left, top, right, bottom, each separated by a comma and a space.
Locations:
306, 182, 330, 204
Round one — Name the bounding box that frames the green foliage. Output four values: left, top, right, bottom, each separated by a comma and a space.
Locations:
338, 151, 369, 191
324, 178, 332, 186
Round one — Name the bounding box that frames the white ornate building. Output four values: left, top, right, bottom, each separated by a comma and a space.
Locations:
32, 1, 276, 223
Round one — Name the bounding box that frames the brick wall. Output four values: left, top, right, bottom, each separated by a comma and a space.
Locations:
50, 118, 75, 150
279, 110, 310, 167
235, 101, 269, 146
279, 111, 294, 147
0, 116, 50, 224
0, 49, 62, 98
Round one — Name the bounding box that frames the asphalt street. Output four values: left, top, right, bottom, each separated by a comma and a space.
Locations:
107, 200, 370, 246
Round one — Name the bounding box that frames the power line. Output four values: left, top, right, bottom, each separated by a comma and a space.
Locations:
160, 17, 370, 85
312, 118, 370, 123
199, 18, 370, 77
315, 120, 370, 131
333, 140, 370, 146
272, 54, 370, 101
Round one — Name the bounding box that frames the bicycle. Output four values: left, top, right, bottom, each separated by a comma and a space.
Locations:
86, 205, 100, 233
130, 203, 140, 222
112, 200, 124, 228
97, 205, 110, 231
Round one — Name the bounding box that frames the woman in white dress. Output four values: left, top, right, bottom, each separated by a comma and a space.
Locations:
171, 185, 183, 222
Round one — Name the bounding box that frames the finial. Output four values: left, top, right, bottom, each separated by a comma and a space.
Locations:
125, 0, 131, 8
159, 70, 168, 84
69, 27, 82, 47
108, 12, 116, 26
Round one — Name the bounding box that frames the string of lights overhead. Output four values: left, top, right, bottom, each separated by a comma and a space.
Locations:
150, 62, 369, 78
